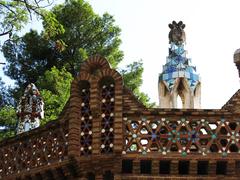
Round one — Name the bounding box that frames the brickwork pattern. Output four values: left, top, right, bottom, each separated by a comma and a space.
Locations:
0, 120, 68, 179
123, 115, 240, 157
0, 55, 240, 179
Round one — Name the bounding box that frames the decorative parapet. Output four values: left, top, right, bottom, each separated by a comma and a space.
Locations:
0, 120, 68, 179
123, 109, 240, 158
0, 55, 125, 179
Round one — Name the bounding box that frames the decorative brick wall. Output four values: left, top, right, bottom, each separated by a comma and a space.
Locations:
1, 55, 240, 179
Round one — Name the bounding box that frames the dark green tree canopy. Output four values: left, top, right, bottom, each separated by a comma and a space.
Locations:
3, 0, 123, 88
0, 0, 154, 141
2, 30, 62, 87
50, 0, 123, 74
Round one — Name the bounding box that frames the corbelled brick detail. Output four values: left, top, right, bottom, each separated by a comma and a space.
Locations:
123, 88, 145, 112
222, 89, 240, 113
80, 55, 110, 73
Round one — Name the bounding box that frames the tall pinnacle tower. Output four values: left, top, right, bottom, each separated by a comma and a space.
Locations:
158, 21, 201, 108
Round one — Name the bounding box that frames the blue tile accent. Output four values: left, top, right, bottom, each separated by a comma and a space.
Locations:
159, 42, 200, 91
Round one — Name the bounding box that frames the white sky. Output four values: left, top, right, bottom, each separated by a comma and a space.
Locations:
1, 0, 240, 109
87, 0, 240, 109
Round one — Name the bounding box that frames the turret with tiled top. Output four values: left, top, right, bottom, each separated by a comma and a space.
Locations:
159, 21, 201, 108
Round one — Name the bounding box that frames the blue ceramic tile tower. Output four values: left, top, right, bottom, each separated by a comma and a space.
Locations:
158, 21, 201, 108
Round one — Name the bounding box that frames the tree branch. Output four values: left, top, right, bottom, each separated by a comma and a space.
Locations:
0, 28, 13, 37
0, 2, 18, 15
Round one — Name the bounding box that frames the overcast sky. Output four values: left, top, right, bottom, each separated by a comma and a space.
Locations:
1, 0, 240, 109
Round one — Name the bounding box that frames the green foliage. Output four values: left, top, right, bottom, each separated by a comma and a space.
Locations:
1, 0, 153, 132
2, 0, 123, 92
0, 0, 28, 36
0, 0, 63, 39
0, 106, 16, 128
0, 106, 17, 141
36, 66, 73, 124
2, 29, 66, 91
42, 10, 65, 40
121, 61, 155, 107
48, 0, 123, 74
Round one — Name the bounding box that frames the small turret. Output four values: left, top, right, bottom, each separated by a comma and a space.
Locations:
16, 83, 44, 134
158, 21, 201, 108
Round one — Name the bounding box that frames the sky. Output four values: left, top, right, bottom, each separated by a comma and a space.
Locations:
1, 0, 240, 109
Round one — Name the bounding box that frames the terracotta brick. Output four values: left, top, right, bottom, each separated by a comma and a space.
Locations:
2, 55, 240, 179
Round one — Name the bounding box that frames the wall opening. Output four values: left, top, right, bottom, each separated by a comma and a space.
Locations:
210, 144, 218, 152
229, 144, 238, 152
229, 122, 237, 130
159, 160, 171, 174
35, 174, 42, 180
122, 159, 133, 173
25, 176, 32, 180
87, 172, 95, 180
140, 160, 152, 174
216, 161, 227, 175
178, 161, 189, 174
177, 95, 183, 108
197, 161, 209, 175
56, 168, 65, 178
103, 171, 114, 180
45, 170, 54, 179
176, 79, 186, 109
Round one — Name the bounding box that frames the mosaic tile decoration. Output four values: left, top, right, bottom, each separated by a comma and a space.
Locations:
123, 116, 240, 157
16, 83, 44, 134
159, 42, 200, 91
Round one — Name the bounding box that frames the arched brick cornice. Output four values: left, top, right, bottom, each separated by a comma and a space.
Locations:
70, 72, 92, 105
68, 55, 124, 157
95, 69, 122, 84
80, 55, 111, 74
